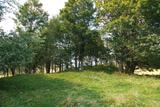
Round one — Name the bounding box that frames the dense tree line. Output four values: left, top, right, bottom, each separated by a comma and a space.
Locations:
0, 0, 159, 76
96, 0, 160, 74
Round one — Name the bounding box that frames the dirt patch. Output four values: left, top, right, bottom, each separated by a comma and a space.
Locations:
134, 69, 160, 76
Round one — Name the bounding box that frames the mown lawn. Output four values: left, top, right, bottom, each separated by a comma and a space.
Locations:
0, 71, 160, 107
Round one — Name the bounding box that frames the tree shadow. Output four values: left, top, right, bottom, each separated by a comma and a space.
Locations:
83, 65, 118, 74
0, 75, 108, 107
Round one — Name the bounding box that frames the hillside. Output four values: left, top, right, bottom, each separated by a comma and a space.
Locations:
0, 71, 160, 107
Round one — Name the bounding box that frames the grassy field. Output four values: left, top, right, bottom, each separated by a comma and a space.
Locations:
0, 71, 160, 107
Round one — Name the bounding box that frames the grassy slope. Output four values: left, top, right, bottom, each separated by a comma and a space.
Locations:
0, 71, 160, 107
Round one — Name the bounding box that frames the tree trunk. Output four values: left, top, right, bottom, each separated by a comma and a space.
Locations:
78, 60, 81, 69
129, 63, 136, 75
65, 62, 69, 70
32, 65, 36, 74
61, 63, 64, 72
55, 65, 57, 73
6, 69, 9, 77
11, 67, 16, 76
81, 59, 84, 68
125, 61, 136, 75
46, 60, 51, 73
18, 67, 21, 74
75, 56, 78, 69
95, 57, 98, 66
51, 61, 54, 73
90, 57, 93, 66
119, 61, 124, 72
25, 67, 28, 74
80, 58, 84, 70
70, 59, 72, 69
59, 64, 61, 72
100, 59, 103, 65
25, 65, 32, 74
59, 60, 62, 72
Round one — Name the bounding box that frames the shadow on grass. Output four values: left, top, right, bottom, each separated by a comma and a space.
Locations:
0, 75, 108, 107
83, 65, 118, 74
135, 75, 160, 79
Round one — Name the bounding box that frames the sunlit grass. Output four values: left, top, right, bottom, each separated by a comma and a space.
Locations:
0, 71, 160, 107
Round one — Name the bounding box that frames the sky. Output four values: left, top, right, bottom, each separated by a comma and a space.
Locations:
0, 0, 68, 32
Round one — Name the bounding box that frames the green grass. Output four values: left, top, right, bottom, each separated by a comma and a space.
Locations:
0, 71, 160, 107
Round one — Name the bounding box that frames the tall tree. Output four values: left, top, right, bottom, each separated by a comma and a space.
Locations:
60, 0, 96, 69
96, 0, 149, 74
96, 0, 160, 73
41, 17, 74, 73
41, 17, 62, 73
15, 0, 48, 73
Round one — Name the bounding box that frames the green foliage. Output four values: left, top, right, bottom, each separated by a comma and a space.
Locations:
14, 0, 48, 73
60, 0, 96, 26
60, 0, 99, 68
15, 0, 48, 32
0, 71, 160, 106
137, 34, 160, 68
96, 0, 160, 73
41, 17, 69, 73
97, 0, 143, 73
84, 30, 108, 60
141, 0, 160, 33
0, 34, 33, 74
1, 0, 159, 74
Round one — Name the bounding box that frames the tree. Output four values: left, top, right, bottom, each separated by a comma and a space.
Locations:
137, 34, 160, 68
96, 0, 149, 74
138, 0, 160, 68
96, 0, 160, 73
41, 17, 74, 73
0, 33, 33, 76
15, 0, 48, 32
15, 0, 48, 73
41, 17, 62, 73
60, 0, 97, 69
84, 30, 108, 66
